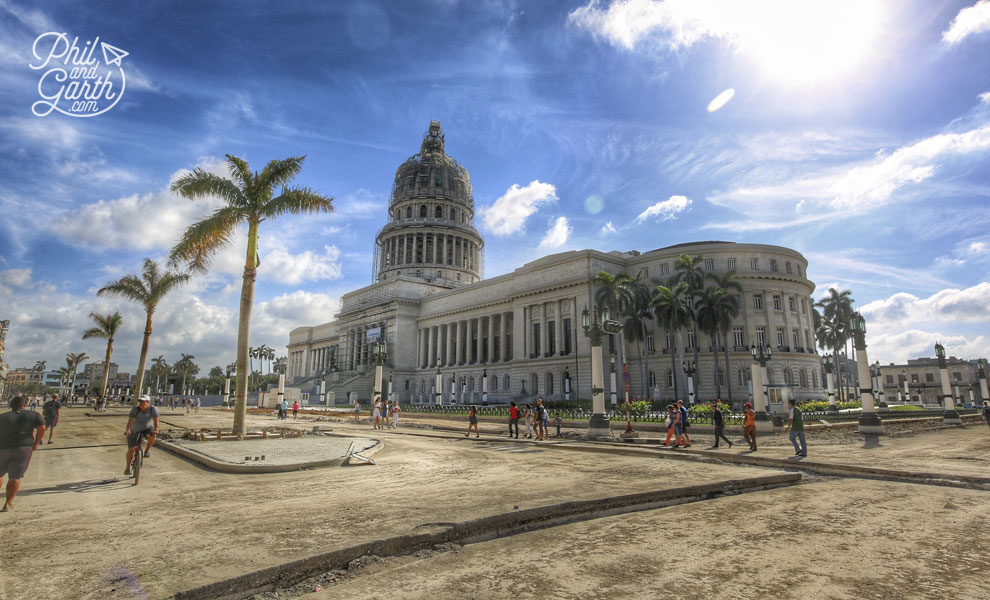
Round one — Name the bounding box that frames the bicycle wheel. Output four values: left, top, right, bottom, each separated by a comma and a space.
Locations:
132, 448, 142, 485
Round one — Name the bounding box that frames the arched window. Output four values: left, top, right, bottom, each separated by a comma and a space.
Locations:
450, 209, 456, 220
406, 206, 412, 218
503, 375, 510, 390
491, 375, 497, 391
738, 369, 748, 386
812, 370, 819, 389
666, 371, 673, 388
468, 377, 475, 391
799, 370, 808, 388
717, 368, 724, 386
547, 373, 554, 394
419, 205, 427, 218
437, 270, 442, 278
531, 373, 539, 395
435, 206, 443, 218
767, 370, 775, 385
648, 371, 656, 388
783, 369, 792, 385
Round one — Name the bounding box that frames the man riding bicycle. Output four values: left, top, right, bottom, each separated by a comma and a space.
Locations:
124, 395, 159, 476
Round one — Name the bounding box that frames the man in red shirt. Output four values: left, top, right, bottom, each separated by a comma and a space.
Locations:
508, 402, 519, 439
743, 402, 757, 451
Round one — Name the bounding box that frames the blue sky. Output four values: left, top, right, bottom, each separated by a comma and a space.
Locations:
1, 0, 990, 376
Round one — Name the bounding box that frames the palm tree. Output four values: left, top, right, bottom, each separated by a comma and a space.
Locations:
592, 270, 638, 403
66, 352, 88, 397
82, 311, 124, 397
706, 270, 743, 404
274, 356, 287, 375
695, 287, 739, 402
33, 360, 47, 372
651, 282, 693, 403
174, 353, 196, 395
97, 258, 189, 403
673, 254, 706, 397
151, 355, 169, 394
56, 366, 71, 395
817, 288, 855, 400
169, 154, 334, 434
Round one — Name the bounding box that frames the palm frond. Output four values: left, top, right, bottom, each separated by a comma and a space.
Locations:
263, 186, 334, 219
257, 156, 306, 191
169, 206, 243, 272
97, 274, 148, 303
225, 155, 253, 188
171, 170, 244, 206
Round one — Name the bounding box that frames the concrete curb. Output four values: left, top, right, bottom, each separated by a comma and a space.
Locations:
170, 472, 800, 600
157, 438, 383, 474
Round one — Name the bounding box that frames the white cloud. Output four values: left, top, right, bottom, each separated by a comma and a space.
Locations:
0, 268, 32, 291
943, 0, 990, 44
480, 180, 558, 236
634, 195, 691, 223
538, 216, 572, 250
980, 91, 990, 104
600, 221, 617, 234
808, 250, 956, 292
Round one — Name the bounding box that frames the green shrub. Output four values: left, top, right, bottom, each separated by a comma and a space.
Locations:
797, 400, 861, 412
688, 401, 733, 414
617, 400, 652, 414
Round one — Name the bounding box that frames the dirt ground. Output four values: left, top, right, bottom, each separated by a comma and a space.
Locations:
1, 407, 987, 600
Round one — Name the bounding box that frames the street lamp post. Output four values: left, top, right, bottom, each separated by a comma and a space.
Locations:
979, 365, 989, 404
582, 304, 622, 439
609, 353, 618, 406
450, 372, 457, 404
388, 372, 393, 404
434, 357, 443, 405
682, 360, 697, 406
935, 342, 961, 424
373, 338, 388, 407
850, 312, 883, 434
871, 361, 886, 408
750, 344, 772, 431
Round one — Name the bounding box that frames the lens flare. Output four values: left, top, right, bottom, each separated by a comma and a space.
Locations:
707, 88, 735, 112
584, 194, 604, 215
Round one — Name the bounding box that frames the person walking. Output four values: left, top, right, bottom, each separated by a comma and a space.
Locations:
534, 399, 546, 441
542, 403, 551, 440
391, 400, 400, 429
292, 400, 299, 419
372, 397, 382, 429
983, 400, 990, 429
42, 395, 61, 445
0, 397, 46, 513
353, 399, 361, 423
661, 404, 677, 446
670, 403, 687, 448
554, 412, 563, 438
786, 399, 807, 457
742, 403, 757, 451
465, 405, 479, 438
709, 401, 733, 449
676, 400, 692, 447
523, 404, 534, 439
508, 402, 519, 438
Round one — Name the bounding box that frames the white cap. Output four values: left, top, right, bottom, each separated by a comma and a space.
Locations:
138, 394, 151, 403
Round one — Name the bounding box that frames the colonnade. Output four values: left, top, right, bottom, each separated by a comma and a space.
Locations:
379, 231, 479, 272
417, 311, 513, 368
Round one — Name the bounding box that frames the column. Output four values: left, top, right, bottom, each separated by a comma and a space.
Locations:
474, 318, 481, 364
447, 322, 455, 365
555, 301, 564, 357
487, 315, 495, 363
541, 305, 548, 358
427, 326, 436, 367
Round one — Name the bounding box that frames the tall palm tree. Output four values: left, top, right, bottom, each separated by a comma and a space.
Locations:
66, 352, 88, 397
814, 308, 845, 398
620, 269, 653, 401
82, 311, 123, 397
151, 355, 169, 393
56, 366, 71, 395
592, 270, 637, 402
33, 360, 47, 372
274, 355, 287, 375
174, 353, 196, 395
97, 258, 189, 403
170, 154, 334, 434
695, 286, 739, 402
817, 288, 855, 400
706, 270, 743, 404
673, 254, 706, 395
651, 282, 693, 403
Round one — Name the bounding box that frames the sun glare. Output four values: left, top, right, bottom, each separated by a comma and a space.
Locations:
707, 88, 735, 112
737, 0, 883, 85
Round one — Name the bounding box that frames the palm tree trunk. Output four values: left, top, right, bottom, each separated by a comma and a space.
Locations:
722, 332, 733, 406
132, 312, 153, 405
99, 341, 113, 397
638, 322, 648, 401
677, 331, 686, 402
233, 220, 260, 435
669, 337, 678, 402
692, 324, 700, 399
712, 344, 721, 400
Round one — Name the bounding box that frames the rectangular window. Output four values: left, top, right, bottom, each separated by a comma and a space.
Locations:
727, 258, 736, 270
925, 373, 934, 383
804, 330, 811, 348
776, 327, 785, 347
788, 297, 795, 312
886, 375, 894, 384
753, 295, 763, 310
785, 261, 792, 274
665, 332, 673, 349
687, 330, 697, 348
704, 258, 714, 271
797, 265, 802, 277
792, 329, 799, 348
659, 264, 669, 276
750, 258, 758, 270
756, 327, 766, 347
733, 327, 744, 347
646, 334, 655, 352
770, 259, 778, 272
773, 295, 782, 311
953, 371, 962, 381
911, 373, 919, 383
532, 323, 540, 356
547, 320, 556, 355
563, 318, 572, 354
801, 298, 807, 313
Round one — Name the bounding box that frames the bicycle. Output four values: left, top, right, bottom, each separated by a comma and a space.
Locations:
129, 431, 150, 485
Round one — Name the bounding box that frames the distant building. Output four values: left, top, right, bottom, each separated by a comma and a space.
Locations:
83, 361, 118, 383
878, 357, 988, 405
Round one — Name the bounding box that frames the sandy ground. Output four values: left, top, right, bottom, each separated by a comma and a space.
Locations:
319, 478, 990, 600
0, 408, 779, 600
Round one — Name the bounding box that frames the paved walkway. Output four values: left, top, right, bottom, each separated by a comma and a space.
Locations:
168, 436, 378, 466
